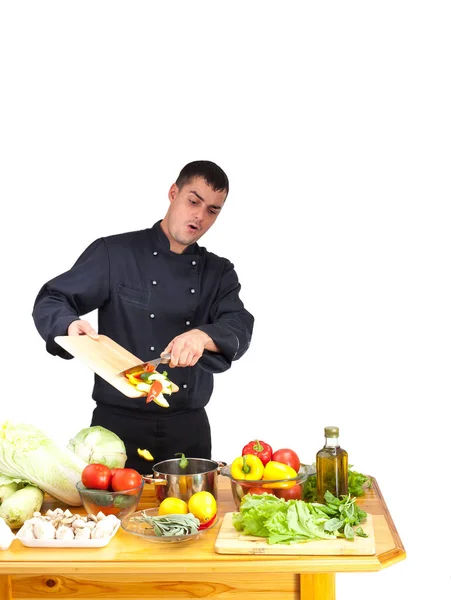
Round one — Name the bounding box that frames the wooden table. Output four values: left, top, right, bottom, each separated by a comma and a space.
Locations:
0, 475, 405, 600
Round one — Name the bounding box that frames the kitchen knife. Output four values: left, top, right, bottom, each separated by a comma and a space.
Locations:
117, 353, 172, 377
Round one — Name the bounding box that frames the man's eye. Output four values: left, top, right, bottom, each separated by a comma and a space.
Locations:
209, 209, 218, 215
189, 199, 198, 205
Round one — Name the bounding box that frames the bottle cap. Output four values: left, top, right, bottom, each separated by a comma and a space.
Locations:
324, 426, 339, 437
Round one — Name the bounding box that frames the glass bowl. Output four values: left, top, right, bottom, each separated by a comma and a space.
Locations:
76, 480, 144, 520
220, 463, 316, 509
121, 507, 219, 543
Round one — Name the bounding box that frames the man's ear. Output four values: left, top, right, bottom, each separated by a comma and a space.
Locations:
168, 183, 179, 203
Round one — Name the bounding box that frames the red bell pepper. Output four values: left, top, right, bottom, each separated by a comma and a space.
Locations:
241, 440, 273, 466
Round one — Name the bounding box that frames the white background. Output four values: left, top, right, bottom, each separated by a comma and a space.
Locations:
1, 1, 450, 598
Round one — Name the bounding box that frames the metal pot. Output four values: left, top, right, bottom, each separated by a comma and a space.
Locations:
143, 458, 221, 504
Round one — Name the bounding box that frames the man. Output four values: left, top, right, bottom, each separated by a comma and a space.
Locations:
32, 160, 254, 472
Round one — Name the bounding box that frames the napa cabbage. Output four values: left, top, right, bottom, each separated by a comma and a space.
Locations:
0, 421, 87, 505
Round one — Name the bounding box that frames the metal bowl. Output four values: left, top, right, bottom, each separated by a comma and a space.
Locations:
220, 463, 316, 509
143, 458, 221, 505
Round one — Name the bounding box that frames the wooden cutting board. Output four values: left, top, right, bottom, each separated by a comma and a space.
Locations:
214, 512, 376, 555
54, 335, 145, 398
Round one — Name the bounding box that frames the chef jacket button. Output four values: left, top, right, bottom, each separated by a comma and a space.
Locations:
152, 280, 157, 286
185, 320, 191, 326
149, 345, 155, 351
149, 313, 155, 319
153, 251, 158, 256
182, 384, 188, 389
190, 288, 195, 294
191, 260, 197, 266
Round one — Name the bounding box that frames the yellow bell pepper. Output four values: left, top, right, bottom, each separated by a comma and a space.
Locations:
230, 454, 264, 480
126, 373, 144, 386
262, 460, 297, 488
137, 448, 154, 461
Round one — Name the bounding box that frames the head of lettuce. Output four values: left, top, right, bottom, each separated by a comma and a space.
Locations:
67, 425, 127, 470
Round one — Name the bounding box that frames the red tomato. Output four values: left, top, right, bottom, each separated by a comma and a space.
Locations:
245, 486, 269, 495
81, 463, 112, 490
271, 448, 301, 472
275, 484, 303, 501
111, 468, 143, 492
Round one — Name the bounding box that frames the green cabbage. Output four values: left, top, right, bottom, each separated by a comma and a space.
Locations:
0, 421, 87, 505
67, 426, 127, 469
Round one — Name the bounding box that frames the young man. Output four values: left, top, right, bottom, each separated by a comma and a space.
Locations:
32, 161, 254, 472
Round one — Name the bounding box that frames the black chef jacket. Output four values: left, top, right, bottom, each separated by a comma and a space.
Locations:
32, 221, 254, 415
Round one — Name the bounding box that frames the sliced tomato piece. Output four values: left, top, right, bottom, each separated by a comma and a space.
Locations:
144, 364, 156, 373
146, 380, 163, 403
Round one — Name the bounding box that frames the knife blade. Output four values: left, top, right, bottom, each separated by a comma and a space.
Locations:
118, 353, 171, 377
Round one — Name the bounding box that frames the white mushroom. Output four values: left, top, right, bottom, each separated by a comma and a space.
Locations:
91, 518, 116, 539
33, 520, 56, 540
55, 525, 75, 540
72, 518, 88, 529
74, 527, 92, 540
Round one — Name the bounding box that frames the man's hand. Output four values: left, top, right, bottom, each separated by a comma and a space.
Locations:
162, 329, 218, 367
67, 319, 99, 340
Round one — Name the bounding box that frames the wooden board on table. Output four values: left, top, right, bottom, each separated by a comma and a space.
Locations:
54, 334, 145, 398
214, 512, 376, 555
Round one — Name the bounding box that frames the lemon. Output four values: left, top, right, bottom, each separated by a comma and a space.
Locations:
158, 497, 189, 516
187, 491, 217, 523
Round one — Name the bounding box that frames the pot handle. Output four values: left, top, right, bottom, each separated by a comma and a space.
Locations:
142, 475, 168, 486
216, 460, 227, 474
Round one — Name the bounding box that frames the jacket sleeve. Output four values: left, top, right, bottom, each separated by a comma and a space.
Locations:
32, 238, 111, 359
197, 259, 254, 374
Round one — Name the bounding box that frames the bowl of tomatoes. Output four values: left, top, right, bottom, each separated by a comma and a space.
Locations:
76, 464, 144, 519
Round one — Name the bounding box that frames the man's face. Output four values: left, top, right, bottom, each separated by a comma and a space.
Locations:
162, 177, 227, 253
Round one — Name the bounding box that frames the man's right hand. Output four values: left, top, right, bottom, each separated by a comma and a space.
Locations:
67, 319, 99, 339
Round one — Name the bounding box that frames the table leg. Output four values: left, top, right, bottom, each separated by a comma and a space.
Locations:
0, 575, 12, 600
300, 573, 335, 600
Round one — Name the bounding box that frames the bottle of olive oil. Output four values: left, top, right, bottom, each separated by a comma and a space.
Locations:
316, 426, 348, 502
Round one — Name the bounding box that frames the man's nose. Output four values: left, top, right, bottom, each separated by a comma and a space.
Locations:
194, 207, 205, 222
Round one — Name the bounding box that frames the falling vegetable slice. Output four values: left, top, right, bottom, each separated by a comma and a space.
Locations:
137, 449, 154, 461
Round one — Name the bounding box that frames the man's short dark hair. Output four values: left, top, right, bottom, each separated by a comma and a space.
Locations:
176, 161, 229, 196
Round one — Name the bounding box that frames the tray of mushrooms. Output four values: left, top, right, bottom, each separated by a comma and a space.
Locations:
15, 508, 121, 548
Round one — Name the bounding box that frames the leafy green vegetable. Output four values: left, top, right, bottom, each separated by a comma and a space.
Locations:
0, 421, 87, 505
348, 466, 372, 496
232, 490, 368, 544
136, 512, 200, 536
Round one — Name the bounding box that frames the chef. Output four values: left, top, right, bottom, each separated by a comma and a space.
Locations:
32, 160, 254, 472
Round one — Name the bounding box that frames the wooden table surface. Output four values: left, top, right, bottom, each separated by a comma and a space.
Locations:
0, 475, 405, 600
